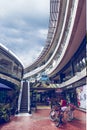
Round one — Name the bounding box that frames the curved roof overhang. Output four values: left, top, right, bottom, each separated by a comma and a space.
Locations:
0, 43, 24, 68
0, 78, 17, 90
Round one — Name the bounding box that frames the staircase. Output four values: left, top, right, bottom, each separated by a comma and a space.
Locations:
20, 81, 28, 113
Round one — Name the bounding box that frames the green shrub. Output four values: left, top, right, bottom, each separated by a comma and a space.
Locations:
0, 103, 11, 123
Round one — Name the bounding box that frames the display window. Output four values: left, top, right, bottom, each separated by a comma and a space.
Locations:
76, 85, 87, 109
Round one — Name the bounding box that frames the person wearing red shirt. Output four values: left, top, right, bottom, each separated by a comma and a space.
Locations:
60, 97, 67, 107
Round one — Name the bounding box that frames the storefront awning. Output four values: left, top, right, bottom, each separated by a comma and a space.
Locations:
0, 83, 12, 90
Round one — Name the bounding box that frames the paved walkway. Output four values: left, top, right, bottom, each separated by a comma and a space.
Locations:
0, 107, 86, 130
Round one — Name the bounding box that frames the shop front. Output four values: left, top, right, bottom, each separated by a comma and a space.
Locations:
30, 88, 55, 107
64, 87, 77, 106
63, 78, 86, 111
76, 84, 86, 110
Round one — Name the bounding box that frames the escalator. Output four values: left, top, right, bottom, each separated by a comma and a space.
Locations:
20, 81, 28, 113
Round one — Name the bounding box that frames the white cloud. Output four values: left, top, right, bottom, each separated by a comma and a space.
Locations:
16, 45, 44, 67
37, 29, 48, 39
0, 0, 50, 67
0, 0, 50, 18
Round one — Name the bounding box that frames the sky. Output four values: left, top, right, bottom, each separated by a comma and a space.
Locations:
0, 0, 50, 68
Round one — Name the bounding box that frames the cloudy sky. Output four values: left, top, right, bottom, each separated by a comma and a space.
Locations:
0, 0, 50, 67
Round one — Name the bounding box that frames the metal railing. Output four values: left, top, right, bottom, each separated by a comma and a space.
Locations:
18, 81, 23, 112
28, 81, 31, 113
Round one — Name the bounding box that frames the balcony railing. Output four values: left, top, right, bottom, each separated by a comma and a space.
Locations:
24, 0, 79, 79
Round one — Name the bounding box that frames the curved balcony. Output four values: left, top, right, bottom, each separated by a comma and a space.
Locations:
47, 0, 85, 76
24, 0, 84, 80
24, 0, 67, 73
0, 44, 24, 86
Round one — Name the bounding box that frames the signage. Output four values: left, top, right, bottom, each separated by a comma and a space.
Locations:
56, 88, 63, 93
40, 74, 49, 82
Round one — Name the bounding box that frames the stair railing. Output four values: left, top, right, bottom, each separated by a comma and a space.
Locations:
28, 80, 31, 113
18, 80, 23, 113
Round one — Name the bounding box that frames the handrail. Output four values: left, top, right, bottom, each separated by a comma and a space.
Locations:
28, 81, 30, 113
18, 81, 23, 112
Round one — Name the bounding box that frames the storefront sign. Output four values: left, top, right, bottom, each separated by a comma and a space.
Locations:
40, 74, 49, 82
56, 88, 63, 93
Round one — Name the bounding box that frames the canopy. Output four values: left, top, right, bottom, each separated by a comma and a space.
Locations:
0, 83, 12, 90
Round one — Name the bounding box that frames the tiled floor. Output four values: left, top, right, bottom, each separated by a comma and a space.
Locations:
0, 107, 86, 130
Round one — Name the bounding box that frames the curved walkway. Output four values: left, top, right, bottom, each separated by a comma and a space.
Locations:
0, 107, 86, 130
